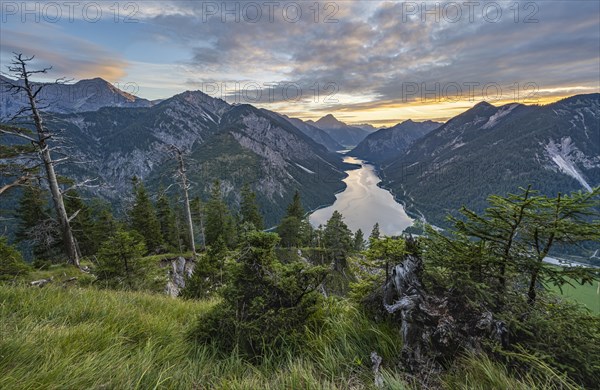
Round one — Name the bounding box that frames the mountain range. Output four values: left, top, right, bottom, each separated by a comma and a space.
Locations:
2, 76, 598, 240
0, 76, 152, 118
371, 95, 600, 232
1, 78, 351, 226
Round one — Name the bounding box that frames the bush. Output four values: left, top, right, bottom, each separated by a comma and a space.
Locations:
181, 237, 228, 299
504, 294, 600, 388
191, 232, 328, 358
0, 237, 30, 281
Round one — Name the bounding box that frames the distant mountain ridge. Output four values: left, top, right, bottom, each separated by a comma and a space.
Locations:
308, 114, 371, 147
35, 89, 349, 226
0, 76, 152, 118
349, 119, 441, 163
262, 111, 344, 152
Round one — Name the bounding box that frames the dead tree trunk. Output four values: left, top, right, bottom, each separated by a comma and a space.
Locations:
3, 54, 80, 267
383, 251, 508, 377
169, 145, 196, 256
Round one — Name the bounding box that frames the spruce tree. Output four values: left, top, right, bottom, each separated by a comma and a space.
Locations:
156, 193, 180, 252
181, 236, 227, 299
96, 229, 147, 289
353, 229, 366, 251
129, 177, 163, 253
448, 186, 600, 305
277, 190, 311, 247
240, 183, 263, 230
204, 180, 235, 247
16, 185, 54, 259
323, 210, 354, 270
89, 200, 117, 247
370, 223, 381, 241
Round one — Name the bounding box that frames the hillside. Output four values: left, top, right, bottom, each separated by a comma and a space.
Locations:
2, 281, 589, 389
0, 284, 406, 389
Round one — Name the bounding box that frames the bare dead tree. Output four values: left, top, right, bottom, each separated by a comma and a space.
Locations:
167, 145, 196, 256
0, 54, 81, 267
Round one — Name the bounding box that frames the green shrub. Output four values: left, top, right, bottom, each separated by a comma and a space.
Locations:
504, 294, 600, 388
191, 232, 328, 358
0, 237, 30, 281
181, 238, 228, 299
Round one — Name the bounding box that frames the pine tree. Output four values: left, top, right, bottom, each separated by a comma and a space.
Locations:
129, 177, 163, 253
204, 180, 236, 247
323, 210, 354, 270
240, 183, 263, 230
156, 193, 180, 252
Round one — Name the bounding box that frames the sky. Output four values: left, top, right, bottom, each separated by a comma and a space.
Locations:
1, 0, 599, 126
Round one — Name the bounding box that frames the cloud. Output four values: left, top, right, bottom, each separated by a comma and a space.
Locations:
0, 24, 129, 81
2, 0, 598, 122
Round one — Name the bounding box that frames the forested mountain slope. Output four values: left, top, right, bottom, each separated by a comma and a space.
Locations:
381, 95, 600, 231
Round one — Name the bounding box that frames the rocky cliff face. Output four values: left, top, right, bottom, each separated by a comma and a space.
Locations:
164, 257, 194, 297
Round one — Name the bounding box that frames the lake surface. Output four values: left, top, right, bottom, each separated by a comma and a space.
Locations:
309, 156, 413, 236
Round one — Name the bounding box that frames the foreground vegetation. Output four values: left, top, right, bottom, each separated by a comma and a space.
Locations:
1, 284, 589, 390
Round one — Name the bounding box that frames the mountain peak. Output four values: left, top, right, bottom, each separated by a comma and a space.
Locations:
473, 101, 494, 109
315, 114, 347, 128
165, 90, 230, 114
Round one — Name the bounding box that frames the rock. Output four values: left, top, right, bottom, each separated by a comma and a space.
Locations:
164, 257, 195, 297
370, 351, 384, 388
30, 277, 53, 287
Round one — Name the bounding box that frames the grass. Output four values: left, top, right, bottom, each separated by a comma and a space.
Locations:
550, 281, 600, 314
0, 284, 411, 389
443, 354, 580, 390
0, 282, 586, 389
